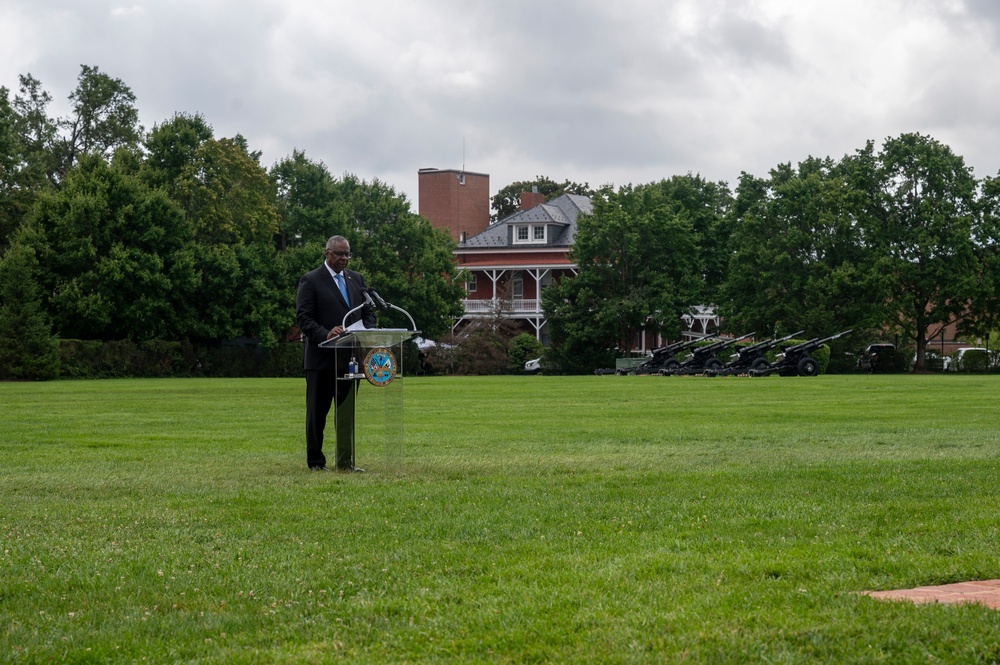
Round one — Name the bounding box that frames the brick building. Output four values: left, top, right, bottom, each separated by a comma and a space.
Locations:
417, 168, 490, 243
419, 169, 715, 350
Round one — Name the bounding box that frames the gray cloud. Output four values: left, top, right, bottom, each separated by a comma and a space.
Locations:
3, 0, 1000, 201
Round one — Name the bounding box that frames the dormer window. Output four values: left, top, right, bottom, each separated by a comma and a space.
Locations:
514, 224, 546, 244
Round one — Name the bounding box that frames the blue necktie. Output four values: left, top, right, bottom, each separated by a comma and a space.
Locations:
335, 273, 349, 306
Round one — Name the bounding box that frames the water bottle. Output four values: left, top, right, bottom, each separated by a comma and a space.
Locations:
348, 356, 358, 376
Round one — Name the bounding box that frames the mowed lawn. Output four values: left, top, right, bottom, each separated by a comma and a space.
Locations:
2, 374, 1000, 663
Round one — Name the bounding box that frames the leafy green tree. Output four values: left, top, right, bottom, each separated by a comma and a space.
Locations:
850, 134, 982, 370
0, 87, 26, 247
142, 116, 289, 343
719, 157, 883, 342
544, 181, 704, 373
491, 176, 594, 222
0, 229, 60, 380
1, 82, 54, 249
11, 67, 142, 187
270, 149, 339, 249
650, 174, 732, 302
292, 173, 465, 340
172, 136, 279, 246
142, 113, 214, 192
182, 242, 286, 346
965, 172, 1000, 342
10, 74, 59, 188
29, 154, 198, 341
56, 65, 143, 178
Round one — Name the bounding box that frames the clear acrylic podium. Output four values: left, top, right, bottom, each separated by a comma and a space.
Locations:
319, 327, 417, 473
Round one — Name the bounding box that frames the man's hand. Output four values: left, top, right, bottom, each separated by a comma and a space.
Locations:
326, 326, 345, 339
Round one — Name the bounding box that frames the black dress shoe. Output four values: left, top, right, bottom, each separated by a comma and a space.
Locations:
309, 465, 327, 471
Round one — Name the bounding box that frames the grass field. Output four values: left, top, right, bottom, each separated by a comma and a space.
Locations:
2, 374, 1000, 663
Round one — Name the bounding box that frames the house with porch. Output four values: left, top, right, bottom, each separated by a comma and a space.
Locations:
453, 192, 592, 344
417, 167, 718, 351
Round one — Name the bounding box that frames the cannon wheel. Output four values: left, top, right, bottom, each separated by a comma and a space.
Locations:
704, 358, 723, 371
750, 358, 770, 372
662, 359, 681, 374
797, 356, 819, 377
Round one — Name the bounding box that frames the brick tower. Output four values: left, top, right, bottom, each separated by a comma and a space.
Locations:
418, 168, 490, 243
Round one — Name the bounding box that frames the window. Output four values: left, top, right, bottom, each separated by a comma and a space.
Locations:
512, 272, 523, 299
514, 224, 546, 244
466, 273, 477, 293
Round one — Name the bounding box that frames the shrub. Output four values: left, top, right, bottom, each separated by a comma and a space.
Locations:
57, 339, 304, 379
0, 241, 60, 381
509, 333, 544, 374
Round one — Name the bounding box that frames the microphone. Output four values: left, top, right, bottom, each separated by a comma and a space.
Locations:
361, 289, 378, 312
366, 288, 390, 310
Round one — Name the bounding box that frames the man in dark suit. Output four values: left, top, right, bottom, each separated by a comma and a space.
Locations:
296, 236, 376, 471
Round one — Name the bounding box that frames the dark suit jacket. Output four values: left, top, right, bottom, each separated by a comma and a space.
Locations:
296, 265, 377, 372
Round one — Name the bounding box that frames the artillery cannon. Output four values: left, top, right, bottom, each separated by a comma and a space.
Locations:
629, 339, 703, 375
661, 332, 755, 376
595, 339, 703, 375
751, 329, 853, 377
703, 330, 803, 377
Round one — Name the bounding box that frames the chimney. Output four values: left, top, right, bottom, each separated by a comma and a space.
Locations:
519, 189, 545, 210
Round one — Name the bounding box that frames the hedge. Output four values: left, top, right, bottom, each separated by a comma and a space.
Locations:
57, 339, 305, 379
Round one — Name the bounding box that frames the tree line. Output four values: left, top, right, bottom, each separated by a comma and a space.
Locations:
3, 66, 999, 379
0, 66, 465, 379
543, 136, 1000, 373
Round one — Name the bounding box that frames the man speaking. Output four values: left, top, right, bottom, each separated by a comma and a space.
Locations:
296, 235, 376, 472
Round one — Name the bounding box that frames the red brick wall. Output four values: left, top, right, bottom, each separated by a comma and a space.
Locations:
418, 169, 490, 242
519, 191, 546, 210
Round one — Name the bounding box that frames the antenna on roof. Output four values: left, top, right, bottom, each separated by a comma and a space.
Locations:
462, 137, 466, 172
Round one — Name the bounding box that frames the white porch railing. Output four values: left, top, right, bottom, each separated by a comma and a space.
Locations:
462, 299, 541, 315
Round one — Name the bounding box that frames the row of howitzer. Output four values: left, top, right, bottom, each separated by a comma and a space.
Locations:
597, 330, 853, 377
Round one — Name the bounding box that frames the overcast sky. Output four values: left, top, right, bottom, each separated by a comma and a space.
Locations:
3, 0, 1000, 210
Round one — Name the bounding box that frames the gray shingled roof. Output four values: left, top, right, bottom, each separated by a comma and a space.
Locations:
459, 193, 593, 248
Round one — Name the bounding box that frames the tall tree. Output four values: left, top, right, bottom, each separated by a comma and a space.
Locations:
969, 173, 1000, 341
56, 65, 143, 180
720, 157, 883, 341
0, 87, 27, 248
1, 80, 56, 248
0, 227, 60, 380
850, 134, 982, 370
544, 181, 704, 373
9, 67, 142, 188
27, 154, 197, 341
142, 113, 214, 192
651, 174, 732, 303
270, 149, 339, 249
10, 74, 59, 185
172, 136, 279, 246
491, 176, 594, 222
329, 175, 465, 339
143, 121, 287, 344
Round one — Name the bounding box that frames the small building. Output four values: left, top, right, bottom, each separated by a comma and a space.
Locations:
454, 192, 592, 343
418, 168, 717, 351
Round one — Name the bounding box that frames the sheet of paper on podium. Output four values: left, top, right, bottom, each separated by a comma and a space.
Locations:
319, 324, 418, 349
